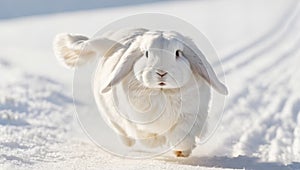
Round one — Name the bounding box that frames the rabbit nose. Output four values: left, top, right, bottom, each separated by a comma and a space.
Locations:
156, 70, 167, 77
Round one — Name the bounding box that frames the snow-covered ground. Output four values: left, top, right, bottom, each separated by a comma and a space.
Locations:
1, 0, 300, 169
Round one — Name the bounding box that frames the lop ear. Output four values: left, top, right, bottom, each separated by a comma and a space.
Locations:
53, 33, 123, 68
183, 39, 228, 95
100, 42, 143, 93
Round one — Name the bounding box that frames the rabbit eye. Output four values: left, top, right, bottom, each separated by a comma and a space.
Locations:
145, 51, 149, 58
175, 50, 181, 59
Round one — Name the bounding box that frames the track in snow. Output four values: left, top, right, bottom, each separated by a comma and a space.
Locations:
219, 1, 300, 164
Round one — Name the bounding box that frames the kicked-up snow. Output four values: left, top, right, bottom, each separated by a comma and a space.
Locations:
0, 0, 300, 169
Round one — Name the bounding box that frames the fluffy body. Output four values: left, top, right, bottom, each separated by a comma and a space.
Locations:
53, 28, 227, 157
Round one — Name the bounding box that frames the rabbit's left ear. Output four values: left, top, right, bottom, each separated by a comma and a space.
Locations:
183, 40, 228, 95
53, 33, 124, 68
100, 41, 143, 93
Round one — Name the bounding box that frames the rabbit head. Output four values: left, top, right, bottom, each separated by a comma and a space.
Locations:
100, 30, 228, 95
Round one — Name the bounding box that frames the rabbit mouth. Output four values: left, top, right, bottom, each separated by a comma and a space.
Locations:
158, 82, 166, 86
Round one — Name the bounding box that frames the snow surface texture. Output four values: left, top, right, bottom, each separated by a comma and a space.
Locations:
1, 0, 300, 169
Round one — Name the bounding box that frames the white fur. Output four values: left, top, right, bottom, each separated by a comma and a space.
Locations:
53, 28, 228, 157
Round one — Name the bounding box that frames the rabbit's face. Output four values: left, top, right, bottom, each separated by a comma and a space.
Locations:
133, 34, 192, 89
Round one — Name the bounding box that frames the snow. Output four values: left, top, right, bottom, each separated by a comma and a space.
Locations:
0, 0, 175, 19
1, 0, 300, 169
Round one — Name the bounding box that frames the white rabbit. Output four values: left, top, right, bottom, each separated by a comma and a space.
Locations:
53, 28, 228, 157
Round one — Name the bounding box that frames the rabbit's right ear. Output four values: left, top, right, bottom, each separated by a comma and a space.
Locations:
100, 43, 143, 93
53, 33, 124, 68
